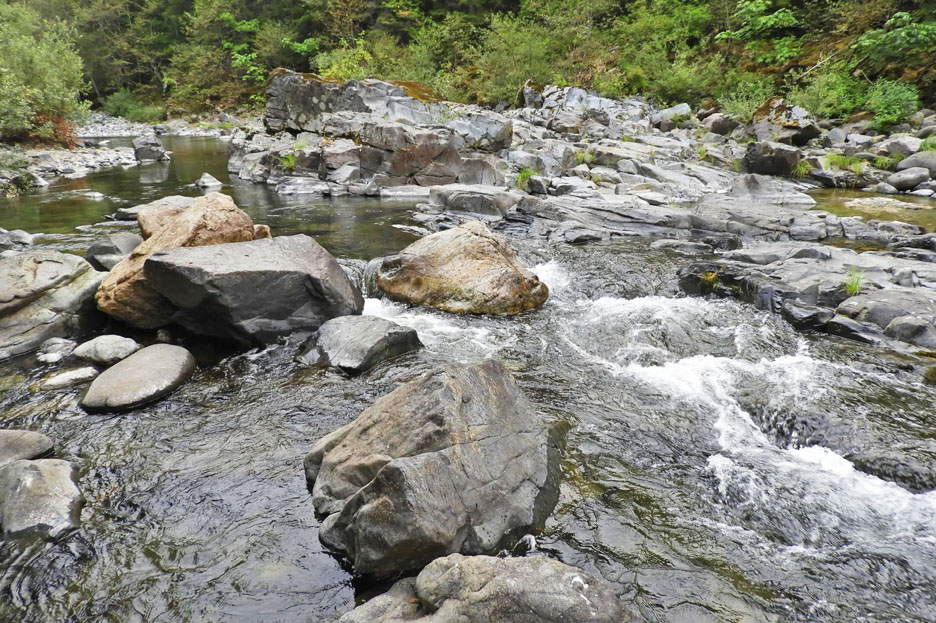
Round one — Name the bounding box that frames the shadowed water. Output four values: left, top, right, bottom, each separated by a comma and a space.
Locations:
1, 139, 935, 622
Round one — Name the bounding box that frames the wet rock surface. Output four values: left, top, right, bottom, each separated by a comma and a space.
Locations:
80, 344, 196, 413
372, 220, 549, 315
339, 553, 629, 623
297, 315, 421, 374
305, 359, 561, 577
74, 335, 141, 365
0, 459, 82, 539
144, 234, 364, 345
0, 251, 103, 361
0, 430, 53, 467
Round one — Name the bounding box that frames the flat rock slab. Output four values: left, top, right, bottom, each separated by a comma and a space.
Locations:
40, 367, 99, 390
0, 459, 82, 539
74, 334, 140, 365
0, 251, 103, 361
113, 195, 195, 221
297, 315, 422, 373
373, 220, 549, 315
305, 359, 560, 577
339, 553, 629, 623
144, 234, 364, 345
0, 430, 53, 467
80, 344, 196, 413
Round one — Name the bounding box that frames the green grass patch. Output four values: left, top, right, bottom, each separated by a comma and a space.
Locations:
793, 160, 812, 178
874, 155, 904, 171
920, 137, 936, 152
842, 266, 865, 297
516, 167, 537, 190
828, 153, 867, 175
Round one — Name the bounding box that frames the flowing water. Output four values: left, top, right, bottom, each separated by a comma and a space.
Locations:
1, 138, 935, 622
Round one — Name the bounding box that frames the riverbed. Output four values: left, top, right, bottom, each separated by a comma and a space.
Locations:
1, 137, 935, 622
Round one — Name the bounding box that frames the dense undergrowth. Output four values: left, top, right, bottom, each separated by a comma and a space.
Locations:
1, 0, 935, 143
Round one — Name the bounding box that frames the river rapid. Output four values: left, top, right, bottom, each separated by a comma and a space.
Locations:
1, 137, 935, 622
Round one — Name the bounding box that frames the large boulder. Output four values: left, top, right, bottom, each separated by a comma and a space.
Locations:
887, 167, 931, 191
132, 135, 170, 161
297, 315, 421, 374
305, 359, 561, 577
743, 141, 801, 176
143, 234, 363, 345
84, 232, 143, 271
0, 251, 103, 361
428, 184, 524, 219
0, 430, 53, 467
0, 459, 82, 539
80, 344, 196, 413
339, 553, 629, 623
445, 111, 513, 152
113, 195, 196, 222
372, 220, 549, 315
95, 193, 256, 329
752, 96, 821, 146
895, 151, 936, 178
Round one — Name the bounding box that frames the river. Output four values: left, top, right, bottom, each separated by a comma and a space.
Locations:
1, 137, 935, 622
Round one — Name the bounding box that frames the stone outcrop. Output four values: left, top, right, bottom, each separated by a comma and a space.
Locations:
95, 193, 256, 329
0, 251, 103, 360
0, 459, 83, 539
371, 221, 549, 315
0, 430, 53, 467
84, 232, 143, 271
339, 554, 629, 623
305, 359, 561, 577
80, 344, 196, 413
132, 135, 170, 161
144, 234, 363, 345
297, 315, 421, 374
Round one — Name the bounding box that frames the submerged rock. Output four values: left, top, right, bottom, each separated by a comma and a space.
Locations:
0, 459, 82, 539
95, 193, 256, 329
339, 553, 629, 623
74, 334, 141, 365
196, 172, 222, 189
297, 315, 421, 374
0, 430, 53, 467
80, 344, 196, 413
144, 234, 363, 345
305, 359, 561, 577
40, 367, 100, 390
36, 337, 77, 364
0, 251, 104, 361
372, 220, 549, 315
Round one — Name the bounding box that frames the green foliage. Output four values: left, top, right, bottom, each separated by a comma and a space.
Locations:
101, 88, 165, 122
716, 0, 799, 42
786, 71, 867, 119
314, 39, 373, 81
0, 2, 88, 140
842, 266, 865, 297
793, 159, 811, 178
716, 73, 774, 122
866, 79, 920, 129
852, 11, 936, 70
277, 151, 297, 171
874, 155, 903, 171
516, 167, 536, 190
574, 151, 595, 166
920, 137, 936, 152
828, 153, 867, 175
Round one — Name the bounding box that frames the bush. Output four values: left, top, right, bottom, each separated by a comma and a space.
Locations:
787, 71, 867, 119
866, 79, 920, 129
0, 3, 88, 142
101, 89, 166, 123
716, 72, 775, 122
314, 39, 373, 81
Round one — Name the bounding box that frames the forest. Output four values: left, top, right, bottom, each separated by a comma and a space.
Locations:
2, 0, 935, 143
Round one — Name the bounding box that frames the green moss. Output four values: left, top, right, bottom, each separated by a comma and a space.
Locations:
516, 167, 537, 190
574, 151, 596, 166
920, 137, 936, 152
277, 152, 297, 171
793, 159, 812, 178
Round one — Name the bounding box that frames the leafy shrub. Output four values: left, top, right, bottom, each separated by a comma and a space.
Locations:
866, 79, 920, 129
314, 39, 373, 81
852, 11, 936, 70
716, 73, 775, 122
874, 155, 903, 170
516, 167, 536, 190
920, 137, 936, 152
0, 3, 88, 141
828, 153, 867, 174
787, 71, 867, 119
101, 88, 166, 123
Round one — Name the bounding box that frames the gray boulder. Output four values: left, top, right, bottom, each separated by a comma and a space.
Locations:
80, 344, 196, 413
0, 229, 34, 253
144, 235, 364, 345
339, 554, 629, 623
0, 430, 53, 467
743, 141, 801, 176
445, 111, 513, 152
305, 359, 561, 577
888, 167, 932, 191
40, 367, 99, 390
196, 172, 222, 189
652, 102, 691, 125
896, 151, 936, 178
36, 337, 77, 364
0, 251, 103, 361
132, 135, 170, 161
703, 112, 739, 136
113, 195, 196, 222
428, 184, 524, 219
297, 315, 422, 374
84, 232, 143, 271
74, 334, 141, 365
0, 459, 82, 539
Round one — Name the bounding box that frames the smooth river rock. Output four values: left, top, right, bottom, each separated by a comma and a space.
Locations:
0, 430, 53, 467
339, 553, 630, 623
0, 251, 104, 361
297, 315, 422, 373
80, 344, 196, 413
95, 193, 256, 329
0, 459, 83, 539
144, 234, 364, 345
372, 220, 549, 315
74, 334, 141, 365
305, 359, 561, 577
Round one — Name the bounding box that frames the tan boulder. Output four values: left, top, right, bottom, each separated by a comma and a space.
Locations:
138, 203, 191, 238
95, 193, 256, 328
373, 220, 548, 315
